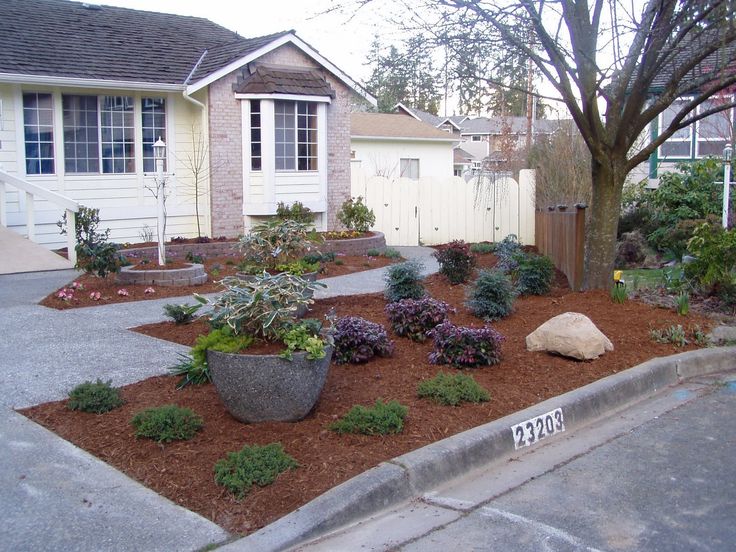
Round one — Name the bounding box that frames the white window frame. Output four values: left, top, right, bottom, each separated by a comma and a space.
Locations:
400, 158, 420, 180
694, 95, 733, 158
22, 92, 55, 175
658, 97, 694, 160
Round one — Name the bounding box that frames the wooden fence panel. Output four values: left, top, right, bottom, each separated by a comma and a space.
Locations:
535, 205, 586, 291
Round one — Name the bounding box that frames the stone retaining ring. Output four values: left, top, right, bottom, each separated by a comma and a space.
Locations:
116, 263, 208, 287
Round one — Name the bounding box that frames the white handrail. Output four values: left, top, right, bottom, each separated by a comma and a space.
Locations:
0, 168, 80, 265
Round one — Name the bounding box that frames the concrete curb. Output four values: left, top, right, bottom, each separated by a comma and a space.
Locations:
218, 345, 736, 552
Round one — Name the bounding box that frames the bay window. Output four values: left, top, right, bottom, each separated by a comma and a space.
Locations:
274, 100, 318, 171
658, 96, 734, 160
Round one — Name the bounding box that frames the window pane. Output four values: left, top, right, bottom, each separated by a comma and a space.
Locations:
23, 92, 55, 174
661, 100, 691, 140
697, 100, 732, 140
100, 95, 135, 173
698, 139, 728, 157
660, 141, 691, 157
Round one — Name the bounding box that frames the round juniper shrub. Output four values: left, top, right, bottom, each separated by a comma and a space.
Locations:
67, 379, 124, 414
384, 260, 425, 302
333, 316, 394, 363
465, 269, 516, 320
515, 254, 555, 295
131, 404, 204, 443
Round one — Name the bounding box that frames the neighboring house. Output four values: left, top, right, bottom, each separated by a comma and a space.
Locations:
350, 112, 458, 180
453, 147, 474, 177
0, 0, 373, 249
394, 103, 564, 174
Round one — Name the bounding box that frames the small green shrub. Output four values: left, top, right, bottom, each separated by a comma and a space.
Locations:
131, 404, 203, 443
273, 259, 320, 276
611, 283, 628, 304
280, 321, 326, 360
163, 303, 202, 324
185, 251, 205, 264
276, 201, 315, 224
214, 443, 298, 498
417, 372, 490, 406
337, 196, 376, 232
67, 379, 124, 413
650, 324, 688, 347
384, 260, 425, 302
366, 248, 381, 256
434, 240, 476, 284
58, 206, 126, 277
330, 400, 407, 435
470, 242, 494, 254
465, 269, 515, 320
684, 223, 736, 291
675, 292, 690, 316
382, 248, 402, 259
238, 219, 320, 272
514, 254, 555, 295
334, 259, 344, 266
303, 251, 336, 264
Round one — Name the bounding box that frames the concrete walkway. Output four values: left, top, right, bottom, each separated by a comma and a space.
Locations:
0, 247, 437, 552
0, 226, 73, 274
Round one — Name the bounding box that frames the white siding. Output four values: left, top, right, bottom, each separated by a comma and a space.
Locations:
1, 85, 209, 248
350, 138, 455, 180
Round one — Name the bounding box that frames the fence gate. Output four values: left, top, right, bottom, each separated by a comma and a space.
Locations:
351, 164, 535, 247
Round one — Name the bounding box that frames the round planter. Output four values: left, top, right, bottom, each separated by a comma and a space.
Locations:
116, 263, 207, 287
233, 270, 318, 318
207, 345, 333, 423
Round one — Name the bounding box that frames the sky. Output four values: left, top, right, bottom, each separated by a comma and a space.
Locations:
96, 0, 392, 84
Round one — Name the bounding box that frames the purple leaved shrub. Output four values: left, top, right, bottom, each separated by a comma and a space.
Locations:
385, 297, 455, 342
428, 321, 504, 368
333, 316, 394, 364
433, 240, 476, 284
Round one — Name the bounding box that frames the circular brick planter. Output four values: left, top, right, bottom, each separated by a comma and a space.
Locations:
322, 231, 387, 256
116, 263, 208, 287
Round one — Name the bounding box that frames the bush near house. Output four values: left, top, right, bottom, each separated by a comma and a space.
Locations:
466, 269, 516, 320
384, 260, 425, 302
67, 379, 124, 414
434, 240, 476, 284
385, 297, 454, 342
428, 321, 504, 368
337, 196, 376, 233
333, 316, 394, 363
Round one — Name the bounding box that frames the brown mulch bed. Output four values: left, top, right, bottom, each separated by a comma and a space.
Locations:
39, 254, 395, 310
22, 252, 712, 536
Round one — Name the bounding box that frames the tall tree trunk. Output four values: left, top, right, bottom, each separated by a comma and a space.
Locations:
583, 157, 626, 290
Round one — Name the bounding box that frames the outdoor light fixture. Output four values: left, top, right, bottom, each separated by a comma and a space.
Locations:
153, 137, 166, 160
723, 145, 732, 228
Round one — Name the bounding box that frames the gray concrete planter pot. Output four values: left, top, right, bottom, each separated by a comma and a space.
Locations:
207, 345, 333, 423
233, 271, 319, 318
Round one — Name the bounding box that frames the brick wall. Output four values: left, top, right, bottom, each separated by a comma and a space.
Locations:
207, 43, 354, 235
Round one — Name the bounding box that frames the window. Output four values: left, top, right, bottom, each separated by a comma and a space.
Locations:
659, 98, 693, 159
63, 95, 99, 173
471, 135, 482, 142
696, 97, 733, 158
142, 98, 166, 172
100, 96, 135, 173
400, 158, 420, 180
250, 100, 262, 171
23, 93, 55, 174
275, 100, 318, 171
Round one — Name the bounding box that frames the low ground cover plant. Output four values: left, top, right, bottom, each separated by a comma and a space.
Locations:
466, 269, 516, 320
330, 400, 407, 435
333, 316, 394, 363
434, 240, 476, 284
337, 196, 375, 233
280, 320, 327, 360
417, 372, 490, 406
163, 303, 202, 324
131, 404, 204, 443
470, 242, 494, 254
214, 443, 298, 499
384, 260, 425, 302
385, 297, 454, 342
649, 324, 688, 347
67, 379, 124, 414
429, 322, 504, 368
382, 248, 402, 259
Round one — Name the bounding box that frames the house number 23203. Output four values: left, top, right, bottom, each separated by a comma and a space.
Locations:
511, 408, 565, 450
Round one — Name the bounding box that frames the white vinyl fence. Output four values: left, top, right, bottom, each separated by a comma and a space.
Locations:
350, 165, 536, 246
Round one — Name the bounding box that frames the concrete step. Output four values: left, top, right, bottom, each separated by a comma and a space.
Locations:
0, 226, 73, 274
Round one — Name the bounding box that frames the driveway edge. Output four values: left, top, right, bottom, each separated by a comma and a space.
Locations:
218, 346, 736, 552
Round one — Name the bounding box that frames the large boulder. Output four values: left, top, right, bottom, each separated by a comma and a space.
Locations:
526, 312, 613, 360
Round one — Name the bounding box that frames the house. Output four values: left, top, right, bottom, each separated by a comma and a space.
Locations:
394, 103, 564, 174
350, 112, 458, 180
0, 0, 374, 250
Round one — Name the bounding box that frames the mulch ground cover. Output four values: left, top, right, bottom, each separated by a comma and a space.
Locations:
22, 252, 712, 536
39, 254, 395, 310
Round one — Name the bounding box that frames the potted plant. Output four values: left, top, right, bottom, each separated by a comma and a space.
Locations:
195, 273, 333, 423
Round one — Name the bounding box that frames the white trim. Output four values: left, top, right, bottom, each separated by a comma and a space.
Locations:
438, 117, 462, 130
0, 73, 184, 92
242, 99, 251, 211
234, 93, 332, 103
351, 135, 460, 143
393, 102, 422, 121
13, 85, 26, 178
262, 99, 276, 206
186, 33, 376, 105
317, 102, 327, 212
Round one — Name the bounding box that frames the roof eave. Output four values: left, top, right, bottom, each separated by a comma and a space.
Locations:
186, 32, 376, 105
0, 72, 185, 91
351, 134, 460, 143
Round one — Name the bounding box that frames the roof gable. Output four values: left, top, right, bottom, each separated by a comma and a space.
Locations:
234, 66, 336, 97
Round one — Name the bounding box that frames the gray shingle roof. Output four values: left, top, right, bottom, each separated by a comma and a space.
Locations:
0, 0, 290, 85
234, 66, 336, 97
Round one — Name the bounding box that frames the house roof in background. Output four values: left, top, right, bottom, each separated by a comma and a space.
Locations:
234, 66, 336, 97
351, 113, 459, 141
453, 147, 474, 163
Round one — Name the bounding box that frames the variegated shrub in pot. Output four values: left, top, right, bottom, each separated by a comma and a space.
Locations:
195, 273, 333, 423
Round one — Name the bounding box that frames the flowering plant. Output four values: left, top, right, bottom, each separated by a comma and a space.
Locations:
144, 287, 155, 294
89, 291, 101, 301
56, 288, 74, 302
428, 321, 504, 368
117, 288, 129, 297
70, 281, 84, 291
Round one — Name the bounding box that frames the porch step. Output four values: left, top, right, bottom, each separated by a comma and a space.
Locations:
0, 226, 73, 274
